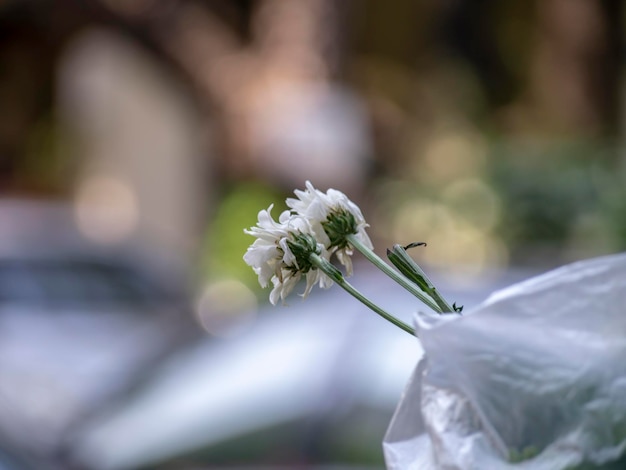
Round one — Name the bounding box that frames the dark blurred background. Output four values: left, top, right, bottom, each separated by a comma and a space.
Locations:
0, 0, 625, 469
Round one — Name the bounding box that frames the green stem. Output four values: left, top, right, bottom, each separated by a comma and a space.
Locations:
414, 267, 455, 313
346, 234, 441, 313
310, 253, 414, 336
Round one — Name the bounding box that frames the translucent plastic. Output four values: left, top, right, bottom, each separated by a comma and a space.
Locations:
384, 253, 626, 469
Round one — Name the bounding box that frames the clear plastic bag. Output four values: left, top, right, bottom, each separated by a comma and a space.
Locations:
384, 253, 626, 469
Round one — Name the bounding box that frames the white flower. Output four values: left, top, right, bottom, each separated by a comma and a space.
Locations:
244, 204, 333, 305
243, 204, 289, 287
286, 181, 373, 275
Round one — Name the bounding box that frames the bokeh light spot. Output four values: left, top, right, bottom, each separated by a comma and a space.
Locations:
74, 175, 138, 245
442, 178, 502, 230
417, 131, 487, 184
195, 279, 258, 338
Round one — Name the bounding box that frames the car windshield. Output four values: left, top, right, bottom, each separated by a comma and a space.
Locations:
0, 259, 169, 307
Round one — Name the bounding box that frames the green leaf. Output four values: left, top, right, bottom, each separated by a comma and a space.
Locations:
386, 244, 463, 314
386, 244, 431, 293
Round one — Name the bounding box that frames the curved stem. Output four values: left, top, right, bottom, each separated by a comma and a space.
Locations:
346, 234, 441, 313
310, 254, 414, 336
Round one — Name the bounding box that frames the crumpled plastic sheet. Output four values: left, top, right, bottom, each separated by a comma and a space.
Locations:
383, 253, 626, 470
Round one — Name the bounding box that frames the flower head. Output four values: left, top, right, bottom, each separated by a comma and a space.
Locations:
286, 181, 373, 275
244, 205, 333, 305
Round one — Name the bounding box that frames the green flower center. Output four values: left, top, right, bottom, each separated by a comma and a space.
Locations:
321, 208, 358, 249
286, 232, 320, 273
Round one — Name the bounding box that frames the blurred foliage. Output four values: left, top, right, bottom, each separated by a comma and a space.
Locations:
488, 139, 626, 264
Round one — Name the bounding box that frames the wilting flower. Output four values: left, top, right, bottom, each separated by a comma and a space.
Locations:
286, 181, 373, 275
244, 204, 333, 304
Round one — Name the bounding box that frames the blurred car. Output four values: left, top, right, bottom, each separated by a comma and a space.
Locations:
69, 263, 532, 469
0, 199, 198, 468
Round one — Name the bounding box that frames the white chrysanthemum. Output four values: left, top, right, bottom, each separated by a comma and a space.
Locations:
286, 181, 373, 275
244, 205, 333, 305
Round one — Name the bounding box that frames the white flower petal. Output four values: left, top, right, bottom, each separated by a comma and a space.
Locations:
335, 249, 354, 277
278, 237, 297, 268
280, 270, 300, 303
286, 181, 372, 275
278, 210, 292, 224
302, 267, 333, 299
269, 276, 282, 305
244, 240, 280, 285
244, 202, 330, 304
